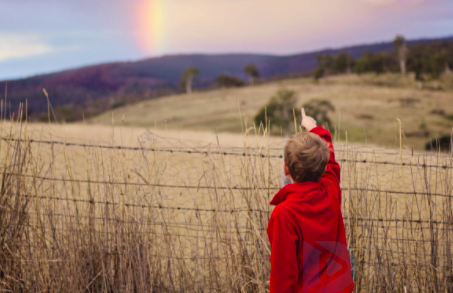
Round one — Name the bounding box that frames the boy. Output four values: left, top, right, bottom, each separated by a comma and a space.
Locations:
267, 108, 354, 293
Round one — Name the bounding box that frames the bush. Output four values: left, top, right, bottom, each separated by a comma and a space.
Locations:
302, 99, 335, 127
254, 89, 299, 136
216, 75, 245, 88
255, 90, 335, 135
55, 106, 77, 122
425, 135, 452, 152
110, 101, 125, 109
313, 68, 325, 82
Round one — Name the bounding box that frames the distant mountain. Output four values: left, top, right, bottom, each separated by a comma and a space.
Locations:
2, 36, 452, 121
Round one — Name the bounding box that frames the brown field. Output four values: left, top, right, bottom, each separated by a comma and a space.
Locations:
1, 119, 452, 292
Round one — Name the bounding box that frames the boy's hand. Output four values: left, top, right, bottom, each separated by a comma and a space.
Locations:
301, 107, 317, 131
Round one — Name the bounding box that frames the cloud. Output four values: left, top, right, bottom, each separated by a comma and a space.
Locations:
0, 33, 55, 61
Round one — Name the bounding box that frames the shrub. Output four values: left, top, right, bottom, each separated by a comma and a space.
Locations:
254, 89, 299, 136
302, 99, 335, 127
110, 101, 125, 109
255, 90, 335, 135
425, 135, 452, 152
313, 68, 325, 82
55, 106, 77, 122
216, 75, 245, 88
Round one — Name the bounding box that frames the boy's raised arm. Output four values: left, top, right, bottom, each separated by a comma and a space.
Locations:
301, 108, 341, 201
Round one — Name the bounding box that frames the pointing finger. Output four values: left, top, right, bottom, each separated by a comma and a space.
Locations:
301, 107, 306, 118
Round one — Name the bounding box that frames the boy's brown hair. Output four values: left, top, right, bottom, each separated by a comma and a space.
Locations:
284, 132, 330, 182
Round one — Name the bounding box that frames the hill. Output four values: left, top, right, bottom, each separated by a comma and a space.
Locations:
89, 73, 453, 150
2, 36, 453, 121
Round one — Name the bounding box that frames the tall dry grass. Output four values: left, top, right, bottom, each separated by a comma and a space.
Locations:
0, 109, 452, 292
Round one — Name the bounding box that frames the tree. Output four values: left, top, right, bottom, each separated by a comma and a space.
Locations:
370, 52, 392, 74
302, 99, 335, 127
427, 53, 447, 80
317, 53, 354, 74
393, 35, 407, 75
254, 89, 299, 136
216, 75, 245, 88
316, 55, 335, 74
180, 67, 199, 94
313, 68, 325, 82
333, 52, 354, 74
354, 52, 373, 74
244, 64, 260, 85
447, 42, 453, 74
434, 41, 453, 74
408, 44, 429, 84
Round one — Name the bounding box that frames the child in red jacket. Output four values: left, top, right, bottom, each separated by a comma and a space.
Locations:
267, 108, 354, 293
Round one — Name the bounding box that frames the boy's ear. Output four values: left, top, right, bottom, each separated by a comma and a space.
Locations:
284, 162, 290, 176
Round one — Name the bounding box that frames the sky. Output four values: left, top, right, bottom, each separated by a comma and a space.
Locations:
1, 0, 453, 80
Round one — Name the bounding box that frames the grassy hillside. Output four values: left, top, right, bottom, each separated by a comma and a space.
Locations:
5, 36, 452, 122
89, 73, 453, 150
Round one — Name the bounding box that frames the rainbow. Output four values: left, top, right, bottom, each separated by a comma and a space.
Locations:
135, 0, 166, 55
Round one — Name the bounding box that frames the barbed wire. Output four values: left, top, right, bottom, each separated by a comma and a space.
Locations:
18, 222, 453, 247
354, 222, 453, 232
4, 172, 279, 190
10, 233, 451, 264
7, 174, 452, 198
5, 247, 452, 265
20, 223, 255, 241
5, 134, 452, 156
7, 254, 451, 264
23, 210, 266, 232
368, 236, 453, 244
0, 253, 232, 262
344, 216, 453, 225
10, 195, 453, 225
21, 193, 268, 213
2, 137, 452, 169
356, 260, 450, 268
18, 223, 453, 245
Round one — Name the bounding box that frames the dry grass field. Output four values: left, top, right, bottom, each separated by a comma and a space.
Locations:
90, 73, 453, 150
0, 74, 452, 292
0, 117, 452, 292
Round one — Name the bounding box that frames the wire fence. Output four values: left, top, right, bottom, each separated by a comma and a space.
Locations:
3, 136, 453, 168
1, 125, 453, 292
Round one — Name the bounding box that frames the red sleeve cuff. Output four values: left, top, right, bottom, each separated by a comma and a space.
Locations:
309, 126, 333, 145
309, 126, 326, 135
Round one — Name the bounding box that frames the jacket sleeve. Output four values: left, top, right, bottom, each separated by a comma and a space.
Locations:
309, 126, 341, 202
268, 212, 299, 293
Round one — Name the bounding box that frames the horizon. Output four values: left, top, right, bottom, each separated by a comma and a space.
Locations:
3, 33, 453, 81
1, 0, 453, 80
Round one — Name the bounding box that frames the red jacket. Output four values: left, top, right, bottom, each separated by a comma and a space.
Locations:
267, 126, 354, 293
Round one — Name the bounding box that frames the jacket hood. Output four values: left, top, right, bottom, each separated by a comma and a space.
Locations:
270, 181, 321, 206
